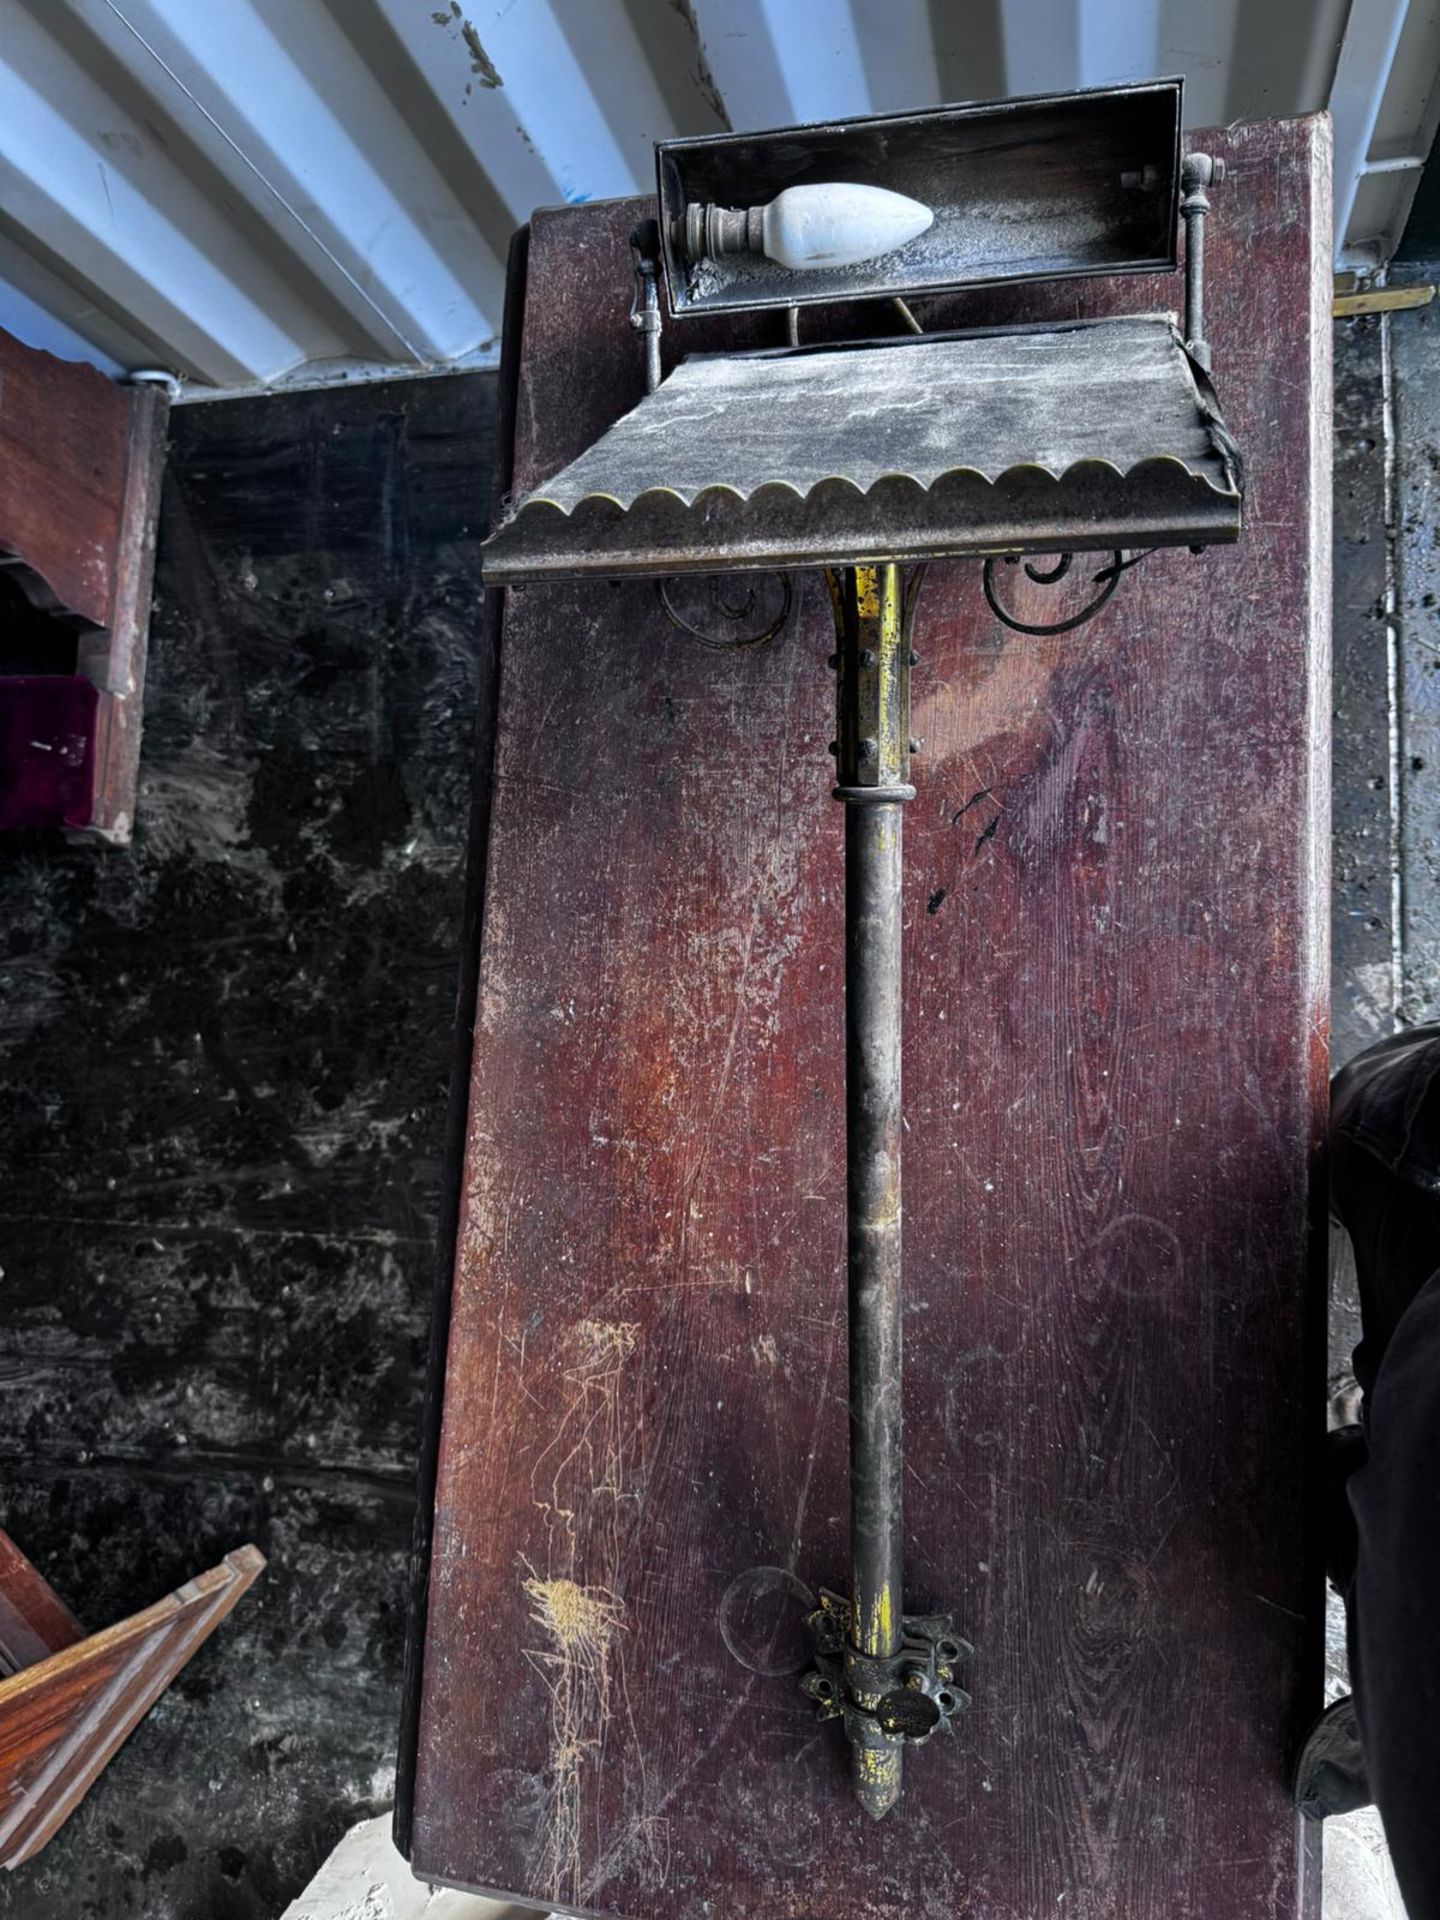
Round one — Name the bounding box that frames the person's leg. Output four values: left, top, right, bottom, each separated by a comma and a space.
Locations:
1351, 1267, 1440, 1912
1331, 1025, 1440, 1398
1346, 1270, 1440, 1914
1294, 1413, 1370, 1823
1323, 1025, 1440, 1914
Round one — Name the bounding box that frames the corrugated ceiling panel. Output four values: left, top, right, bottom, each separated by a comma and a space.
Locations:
0, 0, 1427, 393
1346, 0, 1440, 260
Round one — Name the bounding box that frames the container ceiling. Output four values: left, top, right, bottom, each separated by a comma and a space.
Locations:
0, 0, 1435, 397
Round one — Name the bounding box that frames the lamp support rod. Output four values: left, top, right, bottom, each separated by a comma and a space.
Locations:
801, 565, 969, 1817
1181, 151, 1224, 373
835, 563, 912, 1819
629, 224, 663, 394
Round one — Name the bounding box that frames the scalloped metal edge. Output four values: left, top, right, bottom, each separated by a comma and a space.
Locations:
492, 452, 1241, 532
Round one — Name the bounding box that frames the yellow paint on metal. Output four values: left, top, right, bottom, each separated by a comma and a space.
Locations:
827, 564, 913, 791
855, 565, 881, 622
854, 1744, 901, 1812
863, 1582, 895, 1656
877, 564, 902, 769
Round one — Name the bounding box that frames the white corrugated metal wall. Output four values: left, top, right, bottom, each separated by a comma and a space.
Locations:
0, 0, 1436, 395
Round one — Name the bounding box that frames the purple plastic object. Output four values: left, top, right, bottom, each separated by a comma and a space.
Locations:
0, 676, 98, 829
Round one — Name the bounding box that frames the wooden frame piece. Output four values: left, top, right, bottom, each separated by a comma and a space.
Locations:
0, 1532, 84, 1676
0, 1532, 264, 1869
0, 327, 170, 842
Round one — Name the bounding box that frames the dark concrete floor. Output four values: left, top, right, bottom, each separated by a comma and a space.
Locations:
0, 369, 494, 1919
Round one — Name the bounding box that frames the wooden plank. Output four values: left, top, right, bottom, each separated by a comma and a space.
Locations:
395, 228, 529, 1864
0, 328, 133, 631
85, 380, 170, 842
1332, 284, 1434, 316
0, 1532, 83, 1678
0, 327, 169, 840
0, 1544, 264, 1869
408, 114, 1330, 1919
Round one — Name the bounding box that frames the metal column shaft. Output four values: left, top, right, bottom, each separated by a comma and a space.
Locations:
1181, 151, 1223, 373
801, 563, 967, 1813
844, 790, 907, 1816
829, 562, 914, 1818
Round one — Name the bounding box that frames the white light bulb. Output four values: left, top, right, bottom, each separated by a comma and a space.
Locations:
761, 183, 933, 270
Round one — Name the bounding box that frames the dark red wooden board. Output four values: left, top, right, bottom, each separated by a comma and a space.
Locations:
0, 326, 134, 631
407, 115, 1331, 1919
0, 326, 168, 838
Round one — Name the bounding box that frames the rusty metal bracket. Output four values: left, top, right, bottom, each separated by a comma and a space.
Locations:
655, 571, 793, 650
801, 1589, 973, 1759
981, 547, 1162, 635
1180, 151, 1223, 372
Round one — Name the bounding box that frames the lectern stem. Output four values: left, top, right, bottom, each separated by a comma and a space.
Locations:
826, 562, 914, 1817
844, 790, 907, 1817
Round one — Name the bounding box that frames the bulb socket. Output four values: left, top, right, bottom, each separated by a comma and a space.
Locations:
676, 202, 766, 263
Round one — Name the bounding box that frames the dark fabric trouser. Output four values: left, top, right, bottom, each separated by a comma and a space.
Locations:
1345, 1271, 1440, 1912
1331, 1026, 1440, 1917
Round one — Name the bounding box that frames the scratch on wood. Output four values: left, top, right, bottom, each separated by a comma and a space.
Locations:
522, 1317, 665, 1899
522, 1575, 626, 1904
531, 1320, 640, 1558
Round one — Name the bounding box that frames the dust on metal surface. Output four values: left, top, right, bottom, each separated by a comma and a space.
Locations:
482, 316, 1242, 582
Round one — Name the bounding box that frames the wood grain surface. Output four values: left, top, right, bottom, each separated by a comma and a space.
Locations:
0, 327, 169, 838
408, 114, 1331, 1920
85, 379, 170, 841
0, 1545, 264, 1868
0, 1532, 83, 1678
0, 327, 135, 631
